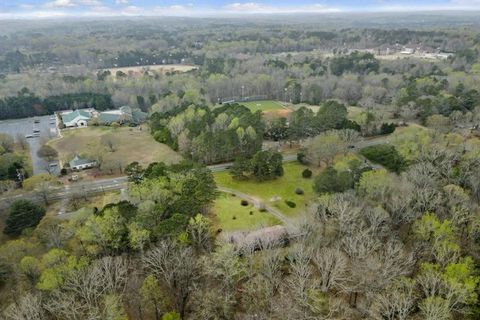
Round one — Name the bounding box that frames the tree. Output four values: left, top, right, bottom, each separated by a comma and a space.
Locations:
251, 150, 283, 181
360, 144, 407, 173
0, 133, 14, 153
143, 242, 200, 318
316, 100, 348, 131
125, 161, 144, 184
307, 131, 345, 166
37, 144, 58, 162
22, 173, 57, 191
3, 200, 46, 235
101, 136, 116, 152
313, 166, 353, 194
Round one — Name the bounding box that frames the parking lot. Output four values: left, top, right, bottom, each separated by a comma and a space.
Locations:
0, 115, 60, 175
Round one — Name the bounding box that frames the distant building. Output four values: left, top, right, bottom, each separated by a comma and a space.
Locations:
97, 106, 147, 125
69, 155, 97, 171
61, 109, 92, 127
60, 106, 146, 128
400, 47, 415, 55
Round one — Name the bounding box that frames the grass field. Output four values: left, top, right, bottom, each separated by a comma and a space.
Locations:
241, 100, 286, 112
211, 193, 281, 232
214, 162, 317, 217
50, 125, 182, 168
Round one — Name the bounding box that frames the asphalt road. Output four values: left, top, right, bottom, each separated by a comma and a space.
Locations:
0, 115, 60, 175
0, 137, 385, 212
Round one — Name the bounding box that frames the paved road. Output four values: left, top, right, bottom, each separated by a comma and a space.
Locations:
0, 115, 60, 175
0, 136, 385, 211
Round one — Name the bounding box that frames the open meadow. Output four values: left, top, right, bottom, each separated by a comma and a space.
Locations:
211, 193, 281, 232
214, 162, 318, 217
49, 125, 182, 168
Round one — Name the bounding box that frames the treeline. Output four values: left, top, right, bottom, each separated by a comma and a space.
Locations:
0, 88, 114, 120
150, 103, 264, 164
265, 100, 361, 141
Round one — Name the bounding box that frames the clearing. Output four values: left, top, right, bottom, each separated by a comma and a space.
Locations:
50, 125, 182, 168
211, 193, 281, 232
241, 100, 287, 112
214, 162, 317, 217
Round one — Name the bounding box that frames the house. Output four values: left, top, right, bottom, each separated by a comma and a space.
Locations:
69, 155, 97, 170
61, 110, 92, 127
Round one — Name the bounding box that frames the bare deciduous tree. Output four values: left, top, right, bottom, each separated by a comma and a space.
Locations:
142, 241, 200, 318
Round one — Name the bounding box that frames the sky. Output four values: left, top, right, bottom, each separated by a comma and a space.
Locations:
1, 0, 480, 18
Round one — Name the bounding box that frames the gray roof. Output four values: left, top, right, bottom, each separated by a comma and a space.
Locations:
69, 155, 96, 168
61, 110, 91, 124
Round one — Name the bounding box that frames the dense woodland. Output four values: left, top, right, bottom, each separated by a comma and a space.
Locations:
1, 14, 480, 320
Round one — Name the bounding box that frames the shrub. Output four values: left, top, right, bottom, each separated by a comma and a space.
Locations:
232, 216, 237, 220
241, 200, 249, 206
60, 168, 68, 176
313, 166, 353, 194
297, 149, 308, 164
3, 200, 46, 235
295, 187, 304, 195
360, 144, 407, 173
302, 168, 313, 178
249, 211, 253, 215
285, 200, 297, 208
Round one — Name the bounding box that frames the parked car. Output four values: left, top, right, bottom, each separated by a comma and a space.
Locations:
34, 119, 40, 124
25, 134, 34, 138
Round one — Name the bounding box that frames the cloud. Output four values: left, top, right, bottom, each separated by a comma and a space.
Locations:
224, 2, 264, 11
450, 0, 480, 6
223, 2, 340, 14
78, 0, 103, 5
153, 4, 195, 15
115, 0, 129, 4
44, 0, 76, 8
121, 5, 145, 15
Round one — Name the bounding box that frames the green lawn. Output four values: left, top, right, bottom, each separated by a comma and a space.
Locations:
211, 193, 281, 232
214, 162, 317, 217
241, 100, 285, 112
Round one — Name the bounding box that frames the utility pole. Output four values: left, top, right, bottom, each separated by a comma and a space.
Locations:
284, 88, 287, 103
241, 85, 245, 101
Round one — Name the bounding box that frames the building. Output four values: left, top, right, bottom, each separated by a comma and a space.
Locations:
61, 109, 92, 127
69, 155, 97, 170
98, 106, 147, 125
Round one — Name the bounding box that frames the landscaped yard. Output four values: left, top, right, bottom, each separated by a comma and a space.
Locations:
50, 125, 182, 168
211, 193, 281, 232
214, 162, 318, 217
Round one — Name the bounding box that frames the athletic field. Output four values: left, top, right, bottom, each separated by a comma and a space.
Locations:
240, 100, 286, 112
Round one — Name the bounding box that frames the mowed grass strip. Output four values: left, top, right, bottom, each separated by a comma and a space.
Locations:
211, 193, 281, 232
214, 162, 317, 217
50, 126, 182, 167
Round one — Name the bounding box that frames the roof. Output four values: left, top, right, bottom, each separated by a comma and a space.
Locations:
69, 155, 96, 168
61, 110, 91, 124
98, 112, 124, 124
97, 106, 145, 124
132, 109, 147, 122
